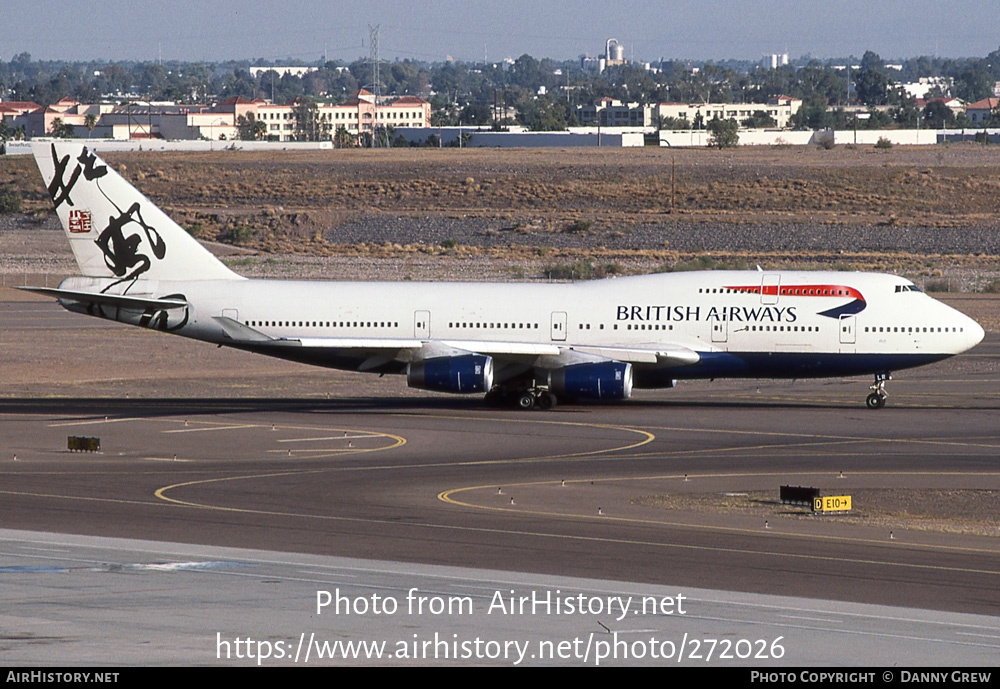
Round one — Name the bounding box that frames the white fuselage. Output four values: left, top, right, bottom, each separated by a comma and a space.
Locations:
58, 270, 984, 386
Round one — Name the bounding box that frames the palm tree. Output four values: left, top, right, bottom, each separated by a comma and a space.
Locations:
84, 113, 97, 138
334, 126, 354, 148
49, 118, 74, 138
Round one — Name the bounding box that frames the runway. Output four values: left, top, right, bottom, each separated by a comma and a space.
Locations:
2, 293, 1000, 664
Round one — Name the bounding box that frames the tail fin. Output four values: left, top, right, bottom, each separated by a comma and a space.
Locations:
33, 142, 241, 284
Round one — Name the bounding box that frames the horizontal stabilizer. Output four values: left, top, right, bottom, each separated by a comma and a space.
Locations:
19, 286, 188, 310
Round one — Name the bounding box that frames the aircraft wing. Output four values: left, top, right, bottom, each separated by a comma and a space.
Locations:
213, 317, 700, 368
568, 344, 701, 366
214, 316, 424, 349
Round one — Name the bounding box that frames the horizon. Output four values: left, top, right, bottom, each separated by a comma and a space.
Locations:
1, 0, 997, 65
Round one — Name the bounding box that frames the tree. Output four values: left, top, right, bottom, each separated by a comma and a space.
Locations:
922, 100, 955, 129
460, 103, 491, 127
84, 113, 97, 138
48, 117, 75, 138
790, 98, 833, 129
653, 114, 690, 131
430, 107, 456, 126
707, 117, 739, 148
237, 113, 266, 140
855, 51, 890, 106
953, 64, 995, 102
517, 95, 572, 131
292, 100, 327, 141
333, 126, 354, 148
741, 111, 777, 128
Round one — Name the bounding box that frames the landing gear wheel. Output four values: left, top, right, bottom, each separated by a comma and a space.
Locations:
516, 393, 536, 410
867, 372, 891, 410
866, 392, 886, 410
537, 391, 558, 410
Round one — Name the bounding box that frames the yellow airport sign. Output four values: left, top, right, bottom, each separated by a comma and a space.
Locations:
813, 495, 852, 512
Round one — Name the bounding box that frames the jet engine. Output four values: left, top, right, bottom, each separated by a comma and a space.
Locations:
407, 355, 494, 394
548, 362, 633, 400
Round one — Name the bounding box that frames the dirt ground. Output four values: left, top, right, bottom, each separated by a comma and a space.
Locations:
4, 144, 1000, 254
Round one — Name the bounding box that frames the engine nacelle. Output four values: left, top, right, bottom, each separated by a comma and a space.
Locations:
548, 362, 633, 400
407, 355, 494, 394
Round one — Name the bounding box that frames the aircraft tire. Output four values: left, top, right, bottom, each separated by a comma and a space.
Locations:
537, 392, 558, 410
866, 392, 886, 410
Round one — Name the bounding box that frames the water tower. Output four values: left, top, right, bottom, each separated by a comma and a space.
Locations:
606, 38, 625, 63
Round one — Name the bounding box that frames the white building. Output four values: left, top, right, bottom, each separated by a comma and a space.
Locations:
249, 66, 318, 79
655, 96, 802, 129
5, 91, 431, 143
575, 98, 650, 127
763, 54, 789, 69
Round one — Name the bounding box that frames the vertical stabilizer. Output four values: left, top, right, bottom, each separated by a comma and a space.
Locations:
33, 142, 242, 285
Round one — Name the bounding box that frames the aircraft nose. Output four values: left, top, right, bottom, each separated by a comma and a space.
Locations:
967, 316, 985, 349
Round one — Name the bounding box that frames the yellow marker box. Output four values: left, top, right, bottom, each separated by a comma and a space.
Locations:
813, 495, 852, 512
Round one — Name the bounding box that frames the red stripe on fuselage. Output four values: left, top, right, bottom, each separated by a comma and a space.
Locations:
723, 284, 865, 301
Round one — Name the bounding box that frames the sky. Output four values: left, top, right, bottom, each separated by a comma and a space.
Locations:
1, 0, 997, 64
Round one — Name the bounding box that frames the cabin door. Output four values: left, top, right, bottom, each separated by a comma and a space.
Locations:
550, 311, 567, 341
414, 310, 430, 338
761, 274, 780, 305
839, 315, 856, 344
711, 318, 729, 343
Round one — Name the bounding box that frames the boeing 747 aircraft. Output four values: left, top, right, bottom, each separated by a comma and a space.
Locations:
23, 143, 984, 410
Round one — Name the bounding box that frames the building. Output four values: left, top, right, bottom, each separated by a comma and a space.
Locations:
965, 98, 999, 125
655, 96, 802, 129
575, 98, 650, 127
580, 38, 628, 73
2, 98, 117, 138
249, 66, 318, 79
2, 91, 431, 143
575, 95, 802, 131
900, 76, 953, 99
0, 101, 41, 135
763, 54, 789, 69
915, 97, 966, 119
233, 90, 431, 142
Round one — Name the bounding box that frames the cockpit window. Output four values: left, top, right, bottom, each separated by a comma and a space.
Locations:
894, 284, 922, 293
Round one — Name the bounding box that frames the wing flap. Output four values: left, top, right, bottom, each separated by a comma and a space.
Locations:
293, 337, 425, 349
570, 344, 700, 366
440, 340, 561, 356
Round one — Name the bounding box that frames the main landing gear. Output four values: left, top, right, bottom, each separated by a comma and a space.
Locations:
866, 372, 891, 410
521, 389, 558, 411
485, 386, 558, 411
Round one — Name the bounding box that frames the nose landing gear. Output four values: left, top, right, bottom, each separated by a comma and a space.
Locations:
866, 372, 891, 409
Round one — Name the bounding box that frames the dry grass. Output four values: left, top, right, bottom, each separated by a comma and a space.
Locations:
4, 143, 1000, 256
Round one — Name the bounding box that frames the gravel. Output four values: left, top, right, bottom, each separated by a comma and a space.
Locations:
322, 212, 1000, 255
